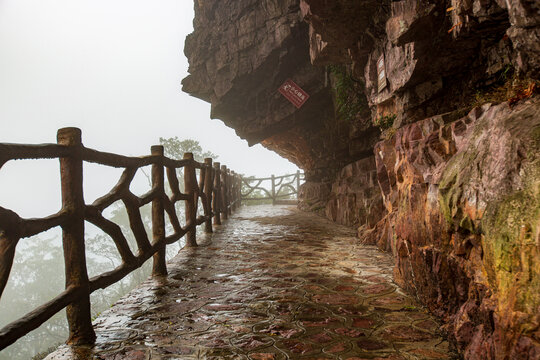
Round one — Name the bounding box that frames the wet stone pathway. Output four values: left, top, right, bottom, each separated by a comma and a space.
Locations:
47, 205, 458, 360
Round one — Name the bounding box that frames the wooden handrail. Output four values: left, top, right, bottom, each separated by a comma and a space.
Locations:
241, 170, 304, 204
0, 127, 244, 350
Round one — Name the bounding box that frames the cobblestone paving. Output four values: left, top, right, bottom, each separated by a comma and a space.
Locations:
47, 205, 458, 360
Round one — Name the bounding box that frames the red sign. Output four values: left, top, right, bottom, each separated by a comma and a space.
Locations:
278, 79, 310, 109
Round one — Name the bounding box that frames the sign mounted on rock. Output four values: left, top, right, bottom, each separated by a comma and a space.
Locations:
377, 54, 387, 93
278, 79, 310, 109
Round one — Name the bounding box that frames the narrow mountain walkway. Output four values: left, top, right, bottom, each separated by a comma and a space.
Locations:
47, 205, 458, 360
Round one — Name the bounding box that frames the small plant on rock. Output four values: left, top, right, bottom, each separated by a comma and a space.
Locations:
328, 65, 368, 123
373, 114, 396, 130
373, 113, 397, 140
471, 66, 540, 108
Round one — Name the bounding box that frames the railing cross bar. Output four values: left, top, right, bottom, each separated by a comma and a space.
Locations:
0, 127, 247, 350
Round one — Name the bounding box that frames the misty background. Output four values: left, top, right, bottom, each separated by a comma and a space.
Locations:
0, 0, 299, 358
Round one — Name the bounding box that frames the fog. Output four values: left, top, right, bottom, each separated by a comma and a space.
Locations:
0, 0, 298, 213
0, 1, 298, 358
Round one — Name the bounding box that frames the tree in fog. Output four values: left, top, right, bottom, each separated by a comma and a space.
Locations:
159, 137, 217, 162
0, 236, 67, 360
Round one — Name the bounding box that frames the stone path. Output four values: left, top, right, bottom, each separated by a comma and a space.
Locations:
47, 205, 458, 360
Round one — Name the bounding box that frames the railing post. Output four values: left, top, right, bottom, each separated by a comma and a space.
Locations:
227, 169, 232, 216
271, 174, 276, 205
234, 172, 240, 210
238, 175, 242, 207
183, 152, 197, 247
151, 145, 167, 276
57, 127, 96, 345
296, 170, 301, 199
235, 175, 239, 208
203, 158, 213, 233
213, 162, 221, 225
221, 165, 229, 220
230, 171, 236, 211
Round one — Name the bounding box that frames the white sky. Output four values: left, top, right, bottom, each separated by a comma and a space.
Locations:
0, 0, 299, 217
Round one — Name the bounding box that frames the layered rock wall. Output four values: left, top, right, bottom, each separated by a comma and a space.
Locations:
372, 99, 539, 358
301, 0, 520, 124
183, 0, 375, 182
183, 0, 539, 358
324, 157, 384, 230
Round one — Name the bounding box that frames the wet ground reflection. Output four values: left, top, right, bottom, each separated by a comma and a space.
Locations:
46, 205, 457, 360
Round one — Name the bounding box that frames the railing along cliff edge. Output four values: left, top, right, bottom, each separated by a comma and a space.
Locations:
241, 171, 304, 204
0, 127, 242, 349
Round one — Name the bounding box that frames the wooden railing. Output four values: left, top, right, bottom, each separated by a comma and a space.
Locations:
0, 127, 242, 349
241, 171, 304, 205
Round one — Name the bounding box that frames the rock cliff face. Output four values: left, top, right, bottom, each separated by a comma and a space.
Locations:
183, 0, 380, 183
373, 99, 539, 358
183, 0, 539, 358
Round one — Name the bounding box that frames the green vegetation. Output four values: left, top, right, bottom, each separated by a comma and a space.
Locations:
374, 114, 396, 130
328, 65, 368, 123
471, 66, 539, 108
482, 147, 540, 316
159, 137, 217, 162
373, 113, 397, 140
438, 108, 540, 335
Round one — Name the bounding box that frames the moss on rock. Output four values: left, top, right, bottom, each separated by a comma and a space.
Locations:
482, 150, 540, 319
